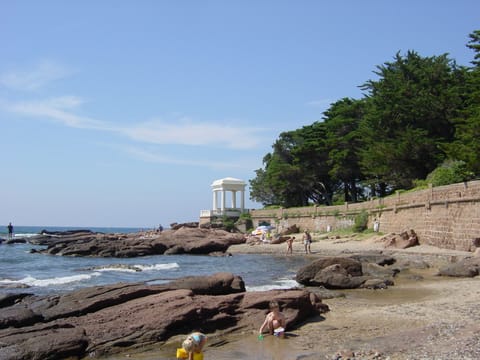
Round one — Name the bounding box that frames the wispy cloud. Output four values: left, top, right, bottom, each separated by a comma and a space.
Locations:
120, 118, 264, 149
1, 96, 266, 150
0, 61, 267, 155
4, 96, 107, 130
122, 145, 247, 169
0, 60, 72, 91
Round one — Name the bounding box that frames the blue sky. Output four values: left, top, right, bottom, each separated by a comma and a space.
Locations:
1, 1, 478, 228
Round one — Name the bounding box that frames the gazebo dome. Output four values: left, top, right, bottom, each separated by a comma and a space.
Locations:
211, 177, 246, 190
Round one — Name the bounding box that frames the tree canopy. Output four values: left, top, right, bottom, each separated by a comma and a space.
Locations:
250, 30, 480, 207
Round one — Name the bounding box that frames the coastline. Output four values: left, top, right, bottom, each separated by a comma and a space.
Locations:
102, 234, 480, 360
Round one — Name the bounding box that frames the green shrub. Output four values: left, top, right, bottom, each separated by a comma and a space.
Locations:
237, 213, 253, 229
426, 160, 474, 187
353, 210, 369, 232
222, 216, 236, 232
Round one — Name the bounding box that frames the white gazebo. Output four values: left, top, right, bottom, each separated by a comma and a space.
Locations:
200, 177, 247, 221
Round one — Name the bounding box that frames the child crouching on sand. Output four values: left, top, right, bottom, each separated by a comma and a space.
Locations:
179, 332, 207, 360
259, 300, 286, 338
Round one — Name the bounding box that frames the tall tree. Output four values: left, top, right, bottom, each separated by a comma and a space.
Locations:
249, 122, 335, 207
445, 30, 480, 174
467, 29, 480, 66
359, 51, 464, 192
290, 122, 335, 205
323, 98, 366, 202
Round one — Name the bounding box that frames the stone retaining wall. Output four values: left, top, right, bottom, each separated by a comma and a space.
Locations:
250, 180, 480, 251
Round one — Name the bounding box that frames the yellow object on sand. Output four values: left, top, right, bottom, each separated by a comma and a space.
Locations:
176, 348, 204, 360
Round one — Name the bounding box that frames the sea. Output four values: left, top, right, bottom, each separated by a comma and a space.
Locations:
0, 225, 308, 296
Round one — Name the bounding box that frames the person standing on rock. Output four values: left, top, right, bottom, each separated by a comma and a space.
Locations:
303, 230, 312, 254
7, 222, 13, 240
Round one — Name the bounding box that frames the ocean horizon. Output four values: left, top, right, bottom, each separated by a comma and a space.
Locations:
0, 225, 150, 238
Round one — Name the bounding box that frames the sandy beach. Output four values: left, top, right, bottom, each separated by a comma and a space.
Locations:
105, 234, 480, 360
222, 235, 480, 359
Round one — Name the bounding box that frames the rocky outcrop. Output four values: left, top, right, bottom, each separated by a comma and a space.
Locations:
0, 273, 327, 360
296, 256, 398, 290
3, 237, 28, 244
29, 226, 245, 257
379, 229, 419, 249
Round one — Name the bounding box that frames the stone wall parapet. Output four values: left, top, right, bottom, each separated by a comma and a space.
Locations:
250, 180, 480, 251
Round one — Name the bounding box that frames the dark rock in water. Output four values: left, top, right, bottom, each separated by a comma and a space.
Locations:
361, 262, 399, 278
0, 272, 327, 360
80, 264, 144, 272
33, 227, 246, 257
437, 257, 480, 277
4, 238, 28, 244
0, 283, 31, 290
361, 278, 394, 289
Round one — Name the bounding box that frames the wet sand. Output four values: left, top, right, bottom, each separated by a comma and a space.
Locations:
99, 235, 480, 359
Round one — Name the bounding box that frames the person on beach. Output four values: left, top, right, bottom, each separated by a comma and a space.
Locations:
259, 300, 286, 338
7, 222, 13, 240
286, 236, 294, 255
181, 331, 207, 360
303, 230, 312, 254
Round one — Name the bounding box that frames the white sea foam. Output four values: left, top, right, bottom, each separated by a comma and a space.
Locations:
134, 263, 179, 271
14, 233, 38, 238
0, 273, 101, 287
246, 278, 299, 292
95, 267, 139, 273
89, 262, 179, 273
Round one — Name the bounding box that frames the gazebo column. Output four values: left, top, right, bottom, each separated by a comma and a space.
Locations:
240, 190, 245, 211
221, 190, 226, 213
231, 190, 237, 209
212, 190, 218, 212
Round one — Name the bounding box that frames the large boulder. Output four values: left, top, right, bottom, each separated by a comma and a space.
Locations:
437, 257, 480, 277
296, 255, 399, 290
296, 257, 363, 286
0, 273, 327, 360
310, 264, 367, 289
